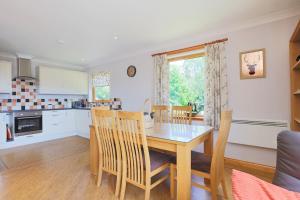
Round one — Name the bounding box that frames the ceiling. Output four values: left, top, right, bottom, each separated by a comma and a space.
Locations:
0, 0, 299, 67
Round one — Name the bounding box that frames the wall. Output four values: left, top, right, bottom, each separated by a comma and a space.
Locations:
89, 55, 153, 111
89, 16, 299, 166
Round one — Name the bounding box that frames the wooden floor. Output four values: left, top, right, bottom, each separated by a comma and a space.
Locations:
0, 136, 273, 200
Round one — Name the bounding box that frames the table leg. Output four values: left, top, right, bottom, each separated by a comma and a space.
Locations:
204, 130, 213, 185
204, 130, 213, 155
176, 144, 191, 200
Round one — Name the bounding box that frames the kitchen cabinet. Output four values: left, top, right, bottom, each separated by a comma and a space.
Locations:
0, 113, 10, 145
0, 61, 12, 94
37, 66, 88, 95
42, 110, 76, 135
75, 110, 91, 138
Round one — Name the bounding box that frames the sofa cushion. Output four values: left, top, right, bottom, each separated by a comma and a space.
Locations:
232, 170, 300, 200
170, 151, 211, 173
272, 131, 300, 192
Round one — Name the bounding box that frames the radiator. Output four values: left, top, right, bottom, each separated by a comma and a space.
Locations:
228, 119, 290, 149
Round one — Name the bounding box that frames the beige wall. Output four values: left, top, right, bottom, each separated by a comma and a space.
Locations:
89, 16, 300, 166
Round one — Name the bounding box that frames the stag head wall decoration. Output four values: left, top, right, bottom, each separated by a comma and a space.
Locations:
240, 49, 265, 79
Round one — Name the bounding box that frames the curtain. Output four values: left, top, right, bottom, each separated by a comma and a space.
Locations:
204, 42, 228, 129
153, 54, 169, 105
92, 72, 110, 87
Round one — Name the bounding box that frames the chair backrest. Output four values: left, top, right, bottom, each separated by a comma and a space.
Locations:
152, 105, 169, 123
91, 109, 121, 174
210, 111, 232, 184
171, 106, 192, 125
116, 111, 150, 187
91, 106, 110, 123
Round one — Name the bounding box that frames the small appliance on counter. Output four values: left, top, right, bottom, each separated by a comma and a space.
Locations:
72, 99, 89, 108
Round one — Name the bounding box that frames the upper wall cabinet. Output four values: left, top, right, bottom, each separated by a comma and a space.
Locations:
0, 61, 12, 94
37, 66, 88, 95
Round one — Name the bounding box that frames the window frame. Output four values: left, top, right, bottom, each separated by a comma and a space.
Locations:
167, 51, 206, 119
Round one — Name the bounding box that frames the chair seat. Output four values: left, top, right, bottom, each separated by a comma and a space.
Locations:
149, 150, 173, 171
171, 151, 212, 173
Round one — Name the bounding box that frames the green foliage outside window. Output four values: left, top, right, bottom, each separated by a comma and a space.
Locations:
95, 86, 110, 100
169, 57, 205, 113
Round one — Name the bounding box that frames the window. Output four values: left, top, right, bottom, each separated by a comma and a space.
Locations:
92, 72, 110, 100
169, 54, 205, 115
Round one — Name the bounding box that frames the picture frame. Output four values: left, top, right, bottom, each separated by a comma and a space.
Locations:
240, 48, 266, 79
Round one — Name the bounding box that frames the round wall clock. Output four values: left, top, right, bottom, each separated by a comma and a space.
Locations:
127, 65, 136, 77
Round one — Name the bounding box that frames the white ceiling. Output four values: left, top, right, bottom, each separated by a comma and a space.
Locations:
0, 0, 299, 67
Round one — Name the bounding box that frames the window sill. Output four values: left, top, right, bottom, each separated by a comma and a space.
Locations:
192, 115, 204, 121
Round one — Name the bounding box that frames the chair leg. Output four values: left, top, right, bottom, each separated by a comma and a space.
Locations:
221, 177, 228, 199
120, 178, 127, 200
96, 165, 103, 187
120, 162, 127, 200
210, 182, 218, 200
170, 164, 175, 199
115, 170, 121, 197
145, 187, 151, 200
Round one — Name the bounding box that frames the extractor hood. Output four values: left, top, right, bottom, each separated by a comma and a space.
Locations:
15, 56, 35, 80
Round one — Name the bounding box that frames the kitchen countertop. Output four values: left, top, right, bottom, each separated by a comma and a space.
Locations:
0, 107, 92, 113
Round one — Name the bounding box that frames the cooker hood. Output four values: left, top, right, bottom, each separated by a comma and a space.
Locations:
15, 56, 35, 80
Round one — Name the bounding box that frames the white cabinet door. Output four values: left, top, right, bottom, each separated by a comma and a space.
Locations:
0, 114, 7, 145
75, 110, 91, 138
43, 110, 76, 135
38, 66, 64, 94
64, 110, 76, 132
38, 66, 88, 95
0, 61, 12, 94
75, 72, 89, 95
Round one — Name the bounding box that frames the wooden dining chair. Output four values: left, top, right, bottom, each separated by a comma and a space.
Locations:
171, 106, 192, 125
91, 109, 121, 198
152, 105, 169, 123
170, 110, 232, 200
116, 111, 173, 200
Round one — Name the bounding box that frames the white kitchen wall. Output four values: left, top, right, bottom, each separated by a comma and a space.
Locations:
89, 16, 300, 166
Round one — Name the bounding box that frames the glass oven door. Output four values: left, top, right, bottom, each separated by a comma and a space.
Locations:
14, 115, 43, 136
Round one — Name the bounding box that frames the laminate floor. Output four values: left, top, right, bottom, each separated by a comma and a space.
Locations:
0, 136, 273, 200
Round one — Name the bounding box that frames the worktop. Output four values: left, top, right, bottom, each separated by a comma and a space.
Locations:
0, 107, 91, 113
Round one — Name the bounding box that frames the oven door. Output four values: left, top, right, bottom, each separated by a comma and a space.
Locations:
14, 115, 43, 136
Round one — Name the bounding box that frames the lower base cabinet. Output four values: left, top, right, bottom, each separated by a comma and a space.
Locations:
0, 109, 91, 149
75, 110, 92, 138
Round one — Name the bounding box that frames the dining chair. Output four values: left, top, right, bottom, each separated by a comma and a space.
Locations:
170, 110, 232, 200
171, 106, 192, 125
91, 108, 122, 198
152, 105, 169, 123
116, 111, 172, 200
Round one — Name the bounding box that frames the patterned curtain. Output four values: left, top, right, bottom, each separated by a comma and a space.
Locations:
204, 42, 228, 129
153, 54, 169, 105
92, 72, 110, 87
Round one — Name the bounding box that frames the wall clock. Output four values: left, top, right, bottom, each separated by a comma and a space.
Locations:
127, 65, 136, 77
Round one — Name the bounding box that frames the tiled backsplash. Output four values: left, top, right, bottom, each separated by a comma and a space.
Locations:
0, 79, 82, 112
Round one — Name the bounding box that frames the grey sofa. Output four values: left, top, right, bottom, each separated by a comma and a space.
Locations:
272, 131, 300, 192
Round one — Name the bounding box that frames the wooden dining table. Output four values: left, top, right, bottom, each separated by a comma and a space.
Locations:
90, 123, 214, 200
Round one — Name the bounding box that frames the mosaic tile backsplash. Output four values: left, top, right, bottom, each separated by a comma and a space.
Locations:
0, 79, 82, 112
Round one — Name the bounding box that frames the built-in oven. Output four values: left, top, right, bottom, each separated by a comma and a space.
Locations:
13, 111, 43, 136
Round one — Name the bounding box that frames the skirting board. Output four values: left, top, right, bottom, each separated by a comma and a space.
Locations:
224, 157, 275, 178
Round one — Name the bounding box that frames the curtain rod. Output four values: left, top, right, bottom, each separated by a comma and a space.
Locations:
151, 38, 228, 57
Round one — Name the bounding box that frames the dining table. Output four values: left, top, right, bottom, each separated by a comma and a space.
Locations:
89, 122, 214, 200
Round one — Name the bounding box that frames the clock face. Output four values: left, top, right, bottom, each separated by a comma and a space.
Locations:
127, 65, 136, 77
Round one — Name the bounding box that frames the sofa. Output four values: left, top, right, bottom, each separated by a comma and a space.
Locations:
272, 130, 300, 192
